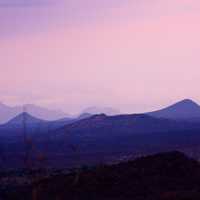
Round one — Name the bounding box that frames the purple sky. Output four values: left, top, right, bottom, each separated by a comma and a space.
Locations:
1, 0, 200, 114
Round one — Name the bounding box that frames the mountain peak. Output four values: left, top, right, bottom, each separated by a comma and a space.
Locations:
169, 99, 200, 110
148, 99, 200, 120
19, 112, 36, 118
176, 99, 198, 106
6, 112, 44, 125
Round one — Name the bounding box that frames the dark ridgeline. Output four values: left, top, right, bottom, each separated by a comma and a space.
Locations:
2, 151, 200, 200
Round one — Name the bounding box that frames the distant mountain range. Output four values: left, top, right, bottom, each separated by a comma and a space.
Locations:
1, 98, 200, 136
52, 99, 200, 138
2, 98, 200, 168
0, 113, 58, 136
0, 103, 120, 124
44, 99, 200, 167
0, 102, 69, 124
0, 112, 92, 137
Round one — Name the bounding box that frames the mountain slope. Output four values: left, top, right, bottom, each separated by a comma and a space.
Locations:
0, 112, 92, 137
58, 113, 200, 138
148, 99, 200, 120
22, 104, 68, 121
5, 112, 45, 125
49, 113, 200, 161
0, 112, 47, 136
0, 102, 20, 124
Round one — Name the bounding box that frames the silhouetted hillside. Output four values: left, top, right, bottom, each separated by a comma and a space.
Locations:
3, 151, 200, 200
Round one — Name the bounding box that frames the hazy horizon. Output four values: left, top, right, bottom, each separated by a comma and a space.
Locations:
0, 98, 199, 117
1, 0, 200, 113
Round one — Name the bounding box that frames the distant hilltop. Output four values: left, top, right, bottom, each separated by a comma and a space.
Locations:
0, 102, 68, 124
147, 99, 200, 120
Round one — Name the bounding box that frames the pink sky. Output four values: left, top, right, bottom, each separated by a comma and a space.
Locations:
1, 0, 200, 114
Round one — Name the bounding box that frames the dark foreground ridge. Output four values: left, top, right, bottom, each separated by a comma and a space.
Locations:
2, 151, 200, 200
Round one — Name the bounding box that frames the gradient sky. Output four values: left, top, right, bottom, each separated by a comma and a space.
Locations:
1, 0, 200, 114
